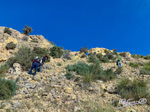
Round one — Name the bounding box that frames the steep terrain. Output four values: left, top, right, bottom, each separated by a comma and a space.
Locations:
0, 27, 150, 112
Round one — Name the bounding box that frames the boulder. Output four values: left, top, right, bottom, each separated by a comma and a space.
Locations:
13, 63, 22, 74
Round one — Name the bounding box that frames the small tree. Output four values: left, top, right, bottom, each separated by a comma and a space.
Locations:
22, 25, 33, 35
80, 47, 88, 53
4, 27, 12, 35
6, 42, 16, 50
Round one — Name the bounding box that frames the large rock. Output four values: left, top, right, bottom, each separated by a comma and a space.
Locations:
13, 63, 22, 74
89, 48, 111, 55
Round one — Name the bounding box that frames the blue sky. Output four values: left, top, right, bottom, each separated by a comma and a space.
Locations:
0, 0, 150, 55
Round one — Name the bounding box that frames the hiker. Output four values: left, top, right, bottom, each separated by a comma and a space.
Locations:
28, 56, 41, 77
86, 52, 89, 58
39, 55, 48, 72
116, 59, 121, 67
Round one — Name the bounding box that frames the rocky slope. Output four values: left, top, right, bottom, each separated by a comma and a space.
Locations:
0, 27, 150, 112
0, 27, 53, 63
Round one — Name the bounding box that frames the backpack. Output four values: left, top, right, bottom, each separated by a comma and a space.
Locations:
34, 58, 41, 63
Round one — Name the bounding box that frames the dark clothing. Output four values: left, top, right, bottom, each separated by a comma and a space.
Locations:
28, 62, 39, 76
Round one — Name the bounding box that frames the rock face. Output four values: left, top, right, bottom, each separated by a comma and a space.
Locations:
89, 48, 111, 55
0, 27, 53, 62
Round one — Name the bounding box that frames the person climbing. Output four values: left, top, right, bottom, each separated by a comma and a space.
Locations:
39, 55, 49, 72
116, 59, 121, 67
28, 56, 41, 79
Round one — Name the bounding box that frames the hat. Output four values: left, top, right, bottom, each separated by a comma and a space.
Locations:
36, 56, 38, 59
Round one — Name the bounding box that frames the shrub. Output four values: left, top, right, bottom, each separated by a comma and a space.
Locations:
115, 67, 123, 74
66, 62, 116, 82
22, 36, 28, 41
140, 62, 150, 75
31, 40, 38, 43
4, 28, 12, 35
81, 54, 87, 58
129, 62, 139, 68
80, 47, 88, 53
33, 47, 49, 57
0, 64, 9, 77
144, 55, 150, 60
65, 71, 75, 80
6, 42, 16, 50
49, 46, 64, 58
131, 54, 144, 59
63, 51, 71, 60
66, 62, 91, 76
96, 53, 109, 63
0, 78, 17, 100
88, 54, 99, 63
22, 25, 33, 35
50, 41, 55, 45
57, 63, 62, 66
120, 52, 126, 57
116, 78, 150, 105
7, 47, 36, 71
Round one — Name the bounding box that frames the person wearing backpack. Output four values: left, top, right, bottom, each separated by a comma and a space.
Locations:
39, 55, 48, 72
116, 59, 121, 67
28, 56, 41, 77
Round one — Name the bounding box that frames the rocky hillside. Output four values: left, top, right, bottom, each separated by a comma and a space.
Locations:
0, 27, 53, 63
0, 27, 150, 112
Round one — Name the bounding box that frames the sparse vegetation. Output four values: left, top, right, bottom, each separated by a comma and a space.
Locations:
115, 67, 123, 74
6, 42, 16, 50
7, 46, 36, 71
22, 36, 28, 41
131, 54, 144, 59
57, 63, 62, 66
0, 78, 17, 100
65, 71, 75, 80
33, 47, 49, 57
116, 78, 150, 105
129, 62, 139, 68
88, 53, 100, 63
63, 50, 71, 60
22, 25, 33, 35
49, 46, 64, 58
4, 27, 12, 35
80, 47, 88, 53
0, 64, 9, 77
96, 53, 109, 63
81, 54, 87, 58
144, 55, 150, 60
66, 62, 116, 82
140, 62, 150, 75
31, 39, 38, 43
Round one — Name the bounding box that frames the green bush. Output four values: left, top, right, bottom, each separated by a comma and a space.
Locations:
144, 55, 150, 60
131, 54, 144, 59
65, 71, 75, 80
0, 64, 9, 77
63, 50, 71, 60
49, 46, 64, 58
66, 62, 91, 76
4, 28, 12, 35
22, 25, 33, 35
0, 78, 17, 100
66, 62, 116, 82
119, 52, 126, 57
140, 62, 150, 75
6, 42, 16, 50
81, 54, 87, 58
80, 47, 88, 53
7, 47, 36, 71
129, 62, 139, 68
57, 63, 62, 66
88, 54, 100, 63
31, 39, 38, 43
33, 47, 49, 57
96, 53, 109, 63
22, 36, 28, 41
115, 67, 123, 74
116, 78, 150, 105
